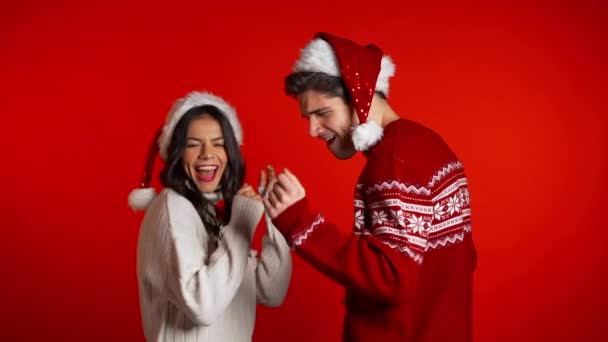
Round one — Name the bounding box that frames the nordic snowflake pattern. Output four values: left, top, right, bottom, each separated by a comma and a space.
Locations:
353, 161, 472, 263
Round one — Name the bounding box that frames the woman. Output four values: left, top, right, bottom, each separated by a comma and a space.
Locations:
128, 91, 292, 341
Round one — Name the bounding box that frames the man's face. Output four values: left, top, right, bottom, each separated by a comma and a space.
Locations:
298, 90, 357, 160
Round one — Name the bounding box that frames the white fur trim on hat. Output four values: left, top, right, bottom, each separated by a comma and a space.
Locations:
351, 119, 384, 151
128, 188, 157, 211
377, 55, 396, 96
294, 39, 340, 77
293, 38, 396, 95
158, 91, 243, 161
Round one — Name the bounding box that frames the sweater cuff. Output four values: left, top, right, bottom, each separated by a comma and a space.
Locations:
229, 196, 264, 238
272, 198, 322, 247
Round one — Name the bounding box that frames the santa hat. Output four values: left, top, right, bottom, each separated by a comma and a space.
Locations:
293, 32, 395, 151
128, 91, 242, 211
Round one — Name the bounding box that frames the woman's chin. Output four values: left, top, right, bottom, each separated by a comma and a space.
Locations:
196, 181, 219, 194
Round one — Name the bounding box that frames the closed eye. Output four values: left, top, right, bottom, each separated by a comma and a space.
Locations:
301, 111, 330, 120
303, 106, 331, 118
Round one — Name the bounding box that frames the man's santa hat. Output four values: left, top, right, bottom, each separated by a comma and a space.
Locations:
127, 91, 242, 211
292, 32, 395, 151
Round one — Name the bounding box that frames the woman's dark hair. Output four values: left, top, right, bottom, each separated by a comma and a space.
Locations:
160, 105, 245, 237
284, 71, 386, 101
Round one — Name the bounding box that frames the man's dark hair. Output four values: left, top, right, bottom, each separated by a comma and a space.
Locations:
284, 71, 386, 102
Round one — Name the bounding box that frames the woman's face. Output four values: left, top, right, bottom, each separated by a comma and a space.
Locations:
182, 114, 228, 194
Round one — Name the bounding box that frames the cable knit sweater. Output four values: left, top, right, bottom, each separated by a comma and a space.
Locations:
137, 189, 292, 342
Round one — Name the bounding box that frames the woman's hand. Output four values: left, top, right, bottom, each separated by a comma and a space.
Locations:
259, 165, 278, 200
237, 183, 262, 202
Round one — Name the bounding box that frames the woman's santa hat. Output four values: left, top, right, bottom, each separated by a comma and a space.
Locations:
128, 91, 242, 211
293, 32, 395, 151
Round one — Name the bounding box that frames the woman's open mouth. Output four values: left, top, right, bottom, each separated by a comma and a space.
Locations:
195, 165, 219, 182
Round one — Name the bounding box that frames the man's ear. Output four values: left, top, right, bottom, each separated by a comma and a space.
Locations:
350, 105, 360, 125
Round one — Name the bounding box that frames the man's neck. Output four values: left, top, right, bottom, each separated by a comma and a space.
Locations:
368, 95, 400, 128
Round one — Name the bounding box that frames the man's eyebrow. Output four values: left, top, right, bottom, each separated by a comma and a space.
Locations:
302, 106, 331, 116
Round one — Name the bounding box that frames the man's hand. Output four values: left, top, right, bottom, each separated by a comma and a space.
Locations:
263, 168, 306, 219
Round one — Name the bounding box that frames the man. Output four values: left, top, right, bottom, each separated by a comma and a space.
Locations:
264, 32, 477, 341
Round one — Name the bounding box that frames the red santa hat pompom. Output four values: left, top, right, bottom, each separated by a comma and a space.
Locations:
128, 91, 242, 211
293, 32, 395, 151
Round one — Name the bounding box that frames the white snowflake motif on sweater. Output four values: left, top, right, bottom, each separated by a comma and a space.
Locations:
407, 214, 427, 234
460, 188, 470, 206
371, 210, 388, 226
433, 203, 446, 221
390, 209, 406, 228
446, 195, 462, 216
354, 210, 365, 229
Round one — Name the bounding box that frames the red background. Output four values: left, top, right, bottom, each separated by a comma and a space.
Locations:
2, 0, 607, 340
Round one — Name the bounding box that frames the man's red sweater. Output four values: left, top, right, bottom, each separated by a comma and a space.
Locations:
274, 118, 477, 341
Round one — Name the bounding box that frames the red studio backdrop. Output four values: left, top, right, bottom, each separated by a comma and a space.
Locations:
1, 0, 607, 341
